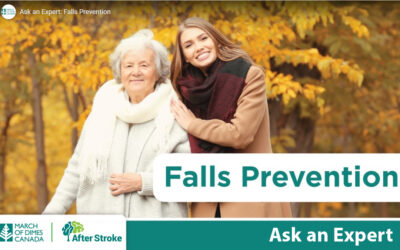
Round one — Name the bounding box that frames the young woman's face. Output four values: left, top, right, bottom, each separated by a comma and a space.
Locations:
180, 27, 218, 73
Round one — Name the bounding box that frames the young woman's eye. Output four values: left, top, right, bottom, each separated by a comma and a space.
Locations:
201, 36, 208, 41
184, 44, 192, 49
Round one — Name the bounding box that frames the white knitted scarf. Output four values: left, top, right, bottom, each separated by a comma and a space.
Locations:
78, 79, 176, 183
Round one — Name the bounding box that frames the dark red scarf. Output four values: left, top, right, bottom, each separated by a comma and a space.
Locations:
177, 57, 251, 153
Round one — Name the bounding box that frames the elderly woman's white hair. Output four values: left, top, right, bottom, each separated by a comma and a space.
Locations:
110, 29, 170, 85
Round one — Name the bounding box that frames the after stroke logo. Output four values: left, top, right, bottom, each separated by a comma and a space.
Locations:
0, 224, 13, 242
61, 220, 122, 242
62, 221, 84, 242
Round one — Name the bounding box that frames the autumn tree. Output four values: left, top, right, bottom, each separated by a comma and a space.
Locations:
1, 1, 398, 217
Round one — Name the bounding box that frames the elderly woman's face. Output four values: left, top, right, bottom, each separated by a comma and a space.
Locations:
121, 48, 158, 103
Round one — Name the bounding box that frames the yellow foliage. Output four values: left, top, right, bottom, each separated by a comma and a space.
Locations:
286, 2, 334, 39
267, 70, 326, 113
74, 106, 92, 132
358, 203, 371, 215
44, 89, 74, 199
271, 129, 296, 153
341, 15, 370, 38
0, 1, 379, 214
317, 202, 343, 217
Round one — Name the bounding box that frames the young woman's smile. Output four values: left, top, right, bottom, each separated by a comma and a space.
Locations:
180, 27, 218, 73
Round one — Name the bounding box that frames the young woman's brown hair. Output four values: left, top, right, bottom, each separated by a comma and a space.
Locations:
170, 17, 253, 90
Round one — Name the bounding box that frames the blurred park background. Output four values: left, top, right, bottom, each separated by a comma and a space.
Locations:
0, 1, 399, 217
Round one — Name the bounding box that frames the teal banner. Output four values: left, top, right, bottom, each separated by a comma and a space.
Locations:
126, 220, 398, 250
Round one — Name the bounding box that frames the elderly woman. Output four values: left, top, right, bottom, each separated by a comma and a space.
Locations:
43, 30, 189, 217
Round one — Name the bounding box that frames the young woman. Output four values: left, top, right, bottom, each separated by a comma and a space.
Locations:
170, 17, 292, 218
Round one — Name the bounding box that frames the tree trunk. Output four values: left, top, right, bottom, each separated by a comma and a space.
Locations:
28, 53, 48, 213
71, 15, 79, 151
0, 108, 15, 203
268, 59, 321, 219
268, 99, 283, 138
290, 202, 302, 217
71, 90, 79, 151
303, 203, 313, 217
62, 85, 80, 152
380, 203, 389, 217
268, 99, 316, 152
348, 203, 357, 217
268, 99, 317, 217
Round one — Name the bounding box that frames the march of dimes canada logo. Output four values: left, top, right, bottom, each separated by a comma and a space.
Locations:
0, 223, 44, 242
62, 221, 122, 242
1, 4, 16, 20
0, 224, 13, 242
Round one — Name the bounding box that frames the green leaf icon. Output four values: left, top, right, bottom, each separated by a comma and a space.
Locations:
71, 221, 84, 234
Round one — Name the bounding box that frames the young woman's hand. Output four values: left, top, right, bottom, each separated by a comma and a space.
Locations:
170, 99, 196, 130
109, 173, 142, 196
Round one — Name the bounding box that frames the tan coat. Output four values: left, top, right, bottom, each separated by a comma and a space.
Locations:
187, 66, 292, 218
